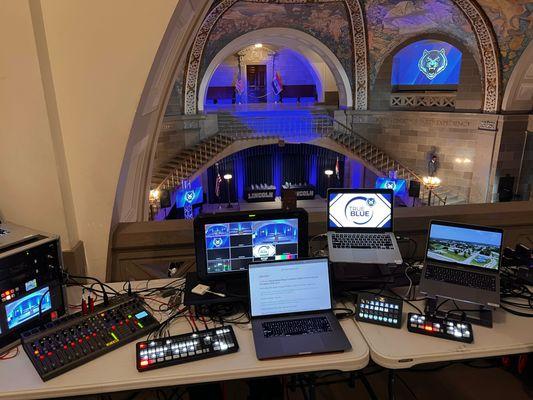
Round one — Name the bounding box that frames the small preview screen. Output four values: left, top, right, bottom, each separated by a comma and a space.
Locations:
205, 218, 299, 274
5, 286, 51, 330
328, 192, 392, 230
427, 224, 503, 270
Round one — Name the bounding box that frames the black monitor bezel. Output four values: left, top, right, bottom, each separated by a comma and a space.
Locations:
327, 188, 395, 233
194, 208, 309, 281
424, 219, 504, 273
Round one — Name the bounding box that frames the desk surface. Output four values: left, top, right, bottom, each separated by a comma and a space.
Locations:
0, 279, 369, 400
353, 291, 533, 369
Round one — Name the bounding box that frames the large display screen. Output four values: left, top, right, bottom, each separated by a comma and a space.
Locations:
391, 40, 462, 89
249, 258, 331, 317
427, 223, 503, 270
205, 218, 299, 274
5, 286, 51, 330
175, 186, 203, 208
375, 178, 407, 195
328, 192, 392, 230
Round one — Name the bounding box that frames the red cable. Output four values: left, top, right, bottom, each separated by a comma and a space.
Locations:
188, 310, 199, 331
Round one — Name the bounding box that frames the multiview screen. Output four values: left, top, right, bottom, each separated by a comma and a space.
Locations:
204, 219, 299, 274
328, 192, 392, 229
392, 39, 462, 88
427, 224, 503, 270
5, 286, 51, 330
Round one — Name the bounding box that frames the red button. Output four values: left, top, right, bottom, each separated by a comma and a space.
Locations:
139, 343, 146, 349
92, 332, 97, 337
39, 355, 45, 360
111, 326, 116, 330
71, 342, 75, 347
63, 345, 68, 350
85, 336, 90, 340
140, 360, 148, 367
47, 352, 52, 356
78, 339, 83, 343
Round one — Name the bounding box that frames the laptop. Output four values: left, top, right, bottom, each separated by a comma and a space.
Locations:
327, 188, 403, 265
419, 220, 503, 308
248, 257, 351, 360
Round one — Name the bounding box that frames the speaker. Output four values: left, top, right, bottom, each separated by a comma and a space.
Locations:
498, 175, 514, 202
160, 189, 171, 208
408, 180, 421, 198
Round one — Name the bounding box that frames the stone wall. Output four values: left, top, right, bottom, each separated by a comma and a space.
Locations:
494, 115, 531, 201
338, 110, 502, 204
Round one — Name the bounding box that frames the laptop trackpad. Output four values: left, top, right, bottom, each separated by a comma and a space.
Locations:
352, 249, 379, 262
281, 335, 326, 355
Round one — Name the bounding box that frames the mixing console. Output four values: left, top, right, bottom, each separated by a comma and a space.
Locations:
21, 294, 159, 381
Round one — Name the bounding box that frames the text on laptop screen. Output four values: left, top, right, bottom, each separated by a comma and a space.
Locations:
204, 218, 298, 274
249, 259, 331, 317
427, 224, 503, 270
328, 192, 392, 229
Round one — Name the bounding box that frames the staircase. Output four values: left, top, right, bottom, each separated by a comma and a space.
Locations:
152, 111, 461, 209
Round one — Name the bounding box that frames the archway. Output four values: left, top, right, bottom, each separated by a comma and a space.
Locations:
184, 0, 368, 114
198, 28, 351, 111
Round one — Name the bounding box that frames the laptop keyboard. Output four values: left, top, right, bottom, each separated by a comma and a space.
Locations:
331, 233, 393, 249
262, 317, 332, 338
425, 264, 497, 292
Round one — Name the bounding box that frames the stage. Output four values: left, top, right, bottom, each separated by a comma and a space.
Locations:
201, 197, 328, 214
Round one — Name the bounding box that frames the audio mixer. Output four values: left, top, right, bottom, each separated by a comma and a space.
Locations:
21, 294, 159, 381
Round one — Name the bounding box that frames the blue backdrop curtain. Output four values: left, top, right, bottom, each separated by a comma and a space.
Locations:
207, 158, 237, 204
206, 144, 345, 201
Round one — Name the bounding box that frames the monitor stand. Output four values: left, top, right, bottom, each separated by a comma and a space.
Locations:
425, 297, 493, 328
183, 272, 247, 306
332, 262, 401, 294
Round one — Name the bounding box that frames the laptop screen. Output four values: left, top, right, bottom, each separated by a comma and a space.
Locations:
427, 222, 503, 270
248, 258, 331, 318
328, 189, 393, 231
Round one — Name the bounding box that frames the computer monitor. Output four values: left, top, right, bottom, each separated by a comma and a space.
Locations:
194, 209, 308, 281
327, 188, 394, 232
426, 221, 503, 271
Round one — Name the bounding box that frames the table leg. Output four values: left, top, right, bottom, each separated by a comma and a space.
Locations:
357, 372, 378, 400
388, 369, 396, 400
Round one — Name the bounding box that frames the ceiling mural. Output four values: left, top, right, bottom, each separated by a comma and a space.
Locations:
364, 0, 480, 87
200, 1, 353, 86
476, 0, 533, 84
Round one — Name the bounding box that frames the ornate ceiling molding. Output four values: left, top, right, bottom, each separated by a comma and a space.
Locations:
183, 0, 368, 114
452, 0, 501, 113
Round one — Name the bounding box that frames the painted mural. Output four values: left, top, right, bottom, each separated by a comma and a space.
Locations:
364, 0, 479, 87
477, 0, 533, 84
200, 1, 353, 86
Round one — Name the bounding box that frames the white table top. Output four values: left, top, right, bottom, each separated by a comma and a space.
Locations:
353, 291, 533, 369
0, 279, 369, 399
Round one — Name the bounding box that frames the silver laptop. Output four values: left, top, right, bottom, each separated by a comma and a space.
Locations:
248, 257, 351, 360
419, 221, 503, 308
327, 188, 403, 264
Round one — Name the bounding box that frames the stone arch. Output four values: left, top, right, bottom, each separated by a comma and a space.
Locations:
451, 0, 502, 113
184, 0, 368, 114
197, 28, 353, 111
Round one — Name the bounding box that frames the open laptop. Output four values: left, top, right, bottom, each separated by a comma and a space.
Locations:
248, 257, 351, 360
327, 188, 403, 264
419, 220, 503, 308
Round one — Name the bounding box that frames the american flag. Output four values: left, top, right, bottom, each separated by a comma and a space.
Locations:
215, 163, 222, 198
